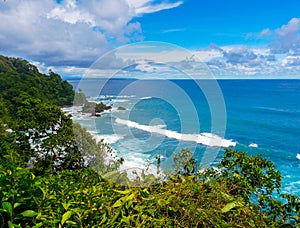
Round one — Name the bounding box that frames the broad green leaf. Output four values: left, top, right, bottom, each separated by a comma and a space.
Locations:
32, 222, 44, 228
124, 192, 137, 203
112, 197, 124, 208
61, 211, 72, 225
62, 202, 72, 211
2, 202, 12, 215
114, 189, 132, 195
21, 210, 38, 217
36, 212, 42, 220
113, 192, 137, 208
7, 221, 14, 228
13, 203, 22, 209
65, 221, 77, 225
221, 202, 236, 213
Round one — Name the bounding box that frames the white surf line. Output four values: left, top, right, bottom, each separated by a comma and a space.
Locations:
141, 96, 152, 100
115, 118, 236, 148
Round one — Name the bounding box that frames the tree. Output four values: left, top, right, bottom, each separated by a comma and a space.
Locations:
14, 97, 121, 175
213, 149, 282, 201
0, 55, 74, 116
16, 98, 83, 174
204, 149, 300, 225
73, 88, 87, 105
72, 122, 122, 174
173, 148, 197, 175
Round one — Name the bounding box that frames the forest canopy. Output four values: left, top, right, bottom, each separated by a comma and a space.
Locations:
0, 55, 74, 115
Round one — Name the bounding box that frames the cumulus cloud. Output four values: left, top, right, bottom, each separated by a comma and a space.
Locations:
208, 45, 262, 67
271, 18, 300, 54
224, 47, 258, 65
206, 59, 226, 68
203, 45, 292, 77
0, 0, 182, 70
47, 2, 95, 26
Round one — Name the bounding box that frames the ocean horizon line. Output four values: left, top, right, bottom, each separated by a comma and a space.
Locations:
64, 77, 300, 81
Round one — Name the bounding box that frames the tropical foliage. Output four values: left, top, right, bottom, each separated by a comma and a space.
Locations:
0, 55, 74, 115
0, 148, 299, 227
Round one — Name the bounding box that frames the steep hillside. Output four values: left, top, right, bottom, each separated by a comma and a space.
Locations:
0, 55, 74, 114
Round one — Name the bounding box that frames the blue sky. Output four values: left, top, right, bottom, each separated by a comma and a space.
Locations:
139, 0, 300, 47
1, 0, 300, 78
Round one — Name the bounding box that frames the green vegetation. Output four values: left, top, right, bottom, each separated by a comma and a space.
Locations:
73, 89, 87, 106
1, 147, 300, 227
0, 55, 74, 115
0, 56, 299, 227
82, 102, 112, 116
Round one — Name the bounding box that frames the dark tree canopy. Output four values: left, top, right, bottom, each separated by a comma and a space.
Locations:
0, 55, 74, 115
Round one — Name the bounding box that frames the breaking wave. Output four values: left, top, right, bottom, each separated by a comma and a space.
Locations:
115, 118, 236, 148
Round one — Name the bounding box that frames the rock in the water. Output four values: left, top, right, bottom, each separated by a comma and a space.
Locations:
117, 106, 126, 110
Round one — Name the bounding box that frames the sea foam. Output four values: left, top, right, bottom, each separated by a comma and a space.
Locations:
141, 96, 152, 100
97, 134, 125, 144
249, 143, 258, 148
115, 118, 236, 147
87, 130, 124, 144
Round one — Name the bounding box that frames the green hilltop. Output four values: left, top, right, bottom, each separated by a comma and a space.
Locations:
0, 55, 74, 114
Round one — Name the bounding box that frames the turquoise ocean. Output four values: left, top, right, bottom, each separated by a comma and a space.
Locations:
66, 79, 300, 195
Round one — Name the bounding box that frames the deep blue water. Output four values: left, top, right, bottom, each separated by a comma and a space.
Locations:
67, 78, 300, 195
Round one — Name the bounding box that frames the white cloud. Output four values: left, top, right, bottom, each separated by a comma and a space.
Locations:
52, 42, 300, 79
0, 0, 182, 69
203, 44, 298, 78
126, 0, 183, 15
281, 56, 300, 67
47, 4, 95, 26
0, 1, 108, 66
194, 49, 223, 62
271, 18, 300, 54
2, 2, 300, 79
